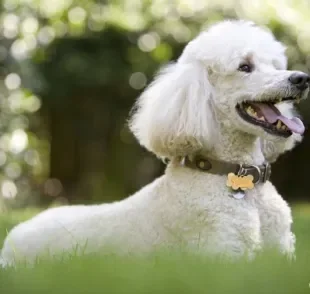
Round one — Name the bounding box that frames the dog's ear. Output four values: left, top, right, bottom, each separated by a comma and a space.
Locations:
129, 61, 218, 159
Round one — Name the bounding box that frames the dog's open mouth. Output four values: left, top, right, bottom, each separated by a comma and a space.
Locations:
236, 98, 305, 137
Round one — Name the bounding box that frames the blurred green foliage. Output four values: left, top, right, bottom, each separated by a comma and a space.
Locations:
0, 0, 310, 207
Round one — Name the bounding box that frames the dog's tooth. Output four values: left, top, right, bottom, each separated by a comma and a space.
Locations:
276, 120, 282, 129
260, 116, 265, 121
296, 98, 300, 104
281, 125, 287, 130
246, 106, 260, 118
278, 98, 282, 102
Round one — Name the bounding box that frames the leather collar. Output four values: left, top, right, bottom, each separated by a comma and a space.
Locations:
182, 155, 271, 185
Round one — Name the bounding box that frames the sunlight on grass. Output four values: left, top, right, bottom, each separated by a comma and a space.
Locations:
0, 205, 309, 294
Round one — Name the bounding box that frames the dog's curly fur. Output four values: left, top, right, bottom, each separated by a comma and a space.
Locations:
0, 20, 307, 266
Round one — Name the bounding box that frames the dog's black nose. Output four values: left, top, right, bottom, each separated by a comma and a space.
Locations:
289, 72, 310, 90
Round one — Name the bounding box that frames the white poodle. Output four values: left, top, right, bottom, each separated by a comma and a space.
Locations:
1, 20, 309, 266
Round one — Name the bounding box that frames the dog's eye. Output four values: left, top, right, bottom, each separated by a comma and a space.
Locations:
238, 64, 252, 73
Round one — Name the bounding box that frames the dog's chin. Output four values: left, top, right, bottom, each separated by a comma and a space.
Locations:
235, 118, 289, 142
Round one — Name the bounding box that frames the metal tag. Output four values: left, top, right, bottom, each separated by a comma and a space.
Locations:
231, 191, 245, 200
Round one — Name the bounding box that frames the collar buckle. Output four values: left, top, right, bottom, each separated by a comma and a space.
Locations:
263, 162, 271, 183
237, 163, 271, 184
237, 164, 261, 184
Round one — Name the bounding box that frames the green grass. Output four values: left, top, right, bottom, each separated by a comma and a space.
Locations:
0, 205, 310, 294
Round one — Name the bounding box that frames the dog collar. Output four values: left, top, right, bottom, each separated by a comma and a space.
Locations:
182, 155, 271, 191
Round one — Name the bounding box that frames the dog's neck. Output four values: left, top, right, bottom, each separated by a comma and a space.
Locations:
201, 125, 265, 165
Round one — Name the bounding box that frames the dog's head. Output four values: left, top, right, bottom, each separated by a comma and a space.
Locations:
129, 20, 309, 159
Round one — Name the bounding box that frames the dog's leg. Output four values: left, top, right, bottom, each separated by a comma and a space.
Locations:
191, 203, 263, 260
256, 182, 296, 258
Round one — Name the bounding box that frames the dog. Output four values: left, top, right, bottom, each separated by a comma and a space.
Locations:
1, 20, 309, 266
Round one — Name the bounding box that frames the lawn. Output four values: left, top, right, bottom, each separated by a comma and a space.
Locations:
0, 204, 309, 294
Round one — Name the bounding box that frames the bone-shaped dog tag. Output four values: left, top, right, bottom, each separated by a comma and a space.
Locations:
226, 173, 254, 191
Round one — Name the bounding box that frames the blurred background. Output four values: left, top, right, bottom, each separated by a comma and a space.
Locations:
0, 0, 310, 212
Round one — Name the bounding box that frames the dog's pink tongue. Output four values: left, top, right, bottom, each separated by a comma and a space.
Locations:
253, 103, 305, 134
